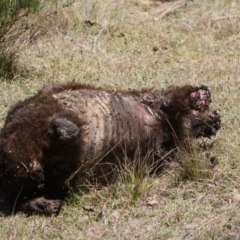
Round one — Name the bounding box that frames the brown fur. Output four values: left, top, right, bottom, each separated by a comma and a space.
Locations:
0, 83, 221, 215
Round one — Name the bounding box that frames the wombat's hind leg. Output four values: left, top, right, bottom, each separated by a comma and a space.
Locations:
21, 197, 62, 215
52, 118, 80, 141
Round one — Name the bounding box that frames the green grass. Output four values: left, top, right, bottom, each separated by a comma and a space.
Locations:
0, 0, 240, 239
0, 0, 44, 78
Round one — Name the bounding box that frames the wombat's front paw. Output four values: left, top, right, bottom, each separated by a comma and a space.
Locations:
207, 110, 221, 133
21, 197, 62, 215
189, 86, 211, 111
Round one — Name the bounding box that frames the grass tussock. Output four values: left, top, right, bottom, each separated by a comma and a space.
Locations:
175, 141, 218, 183
0, 48, 18, 79
0, 0, 240, 239
69, 148, 158, 206
115, 150, 158, 204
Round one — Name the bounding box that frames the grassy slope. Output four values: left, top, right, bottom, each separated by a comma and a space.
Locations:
0, 0, 240, 239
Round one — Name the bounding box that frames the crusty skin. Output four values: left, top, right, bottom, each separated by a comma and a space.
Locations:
0, 83, 221, 215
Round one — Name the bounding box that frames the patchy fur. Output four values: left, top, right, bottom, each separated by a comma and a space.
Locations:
0, 83, 221, 215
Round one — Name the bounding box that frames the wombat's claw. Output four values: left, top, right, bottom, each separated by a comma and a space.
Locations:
22, 197, 62, 215
190, 86, 211, 111
209, 110, 221, 132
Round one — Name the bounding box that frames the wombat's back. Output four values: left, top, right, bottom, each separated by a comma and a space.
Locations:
52, 87, 156, 159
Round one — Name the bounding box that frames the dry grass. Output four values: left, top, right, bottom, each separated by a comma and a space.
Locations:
0, 0, 240, 239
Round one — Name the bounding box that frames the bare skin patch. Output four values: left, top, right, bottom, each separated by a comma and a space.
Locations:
189, 86, 211, 111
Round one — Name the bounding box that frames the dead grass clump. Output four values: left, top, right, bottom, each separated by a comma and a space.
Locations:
3, 10, 76, 48
212, 16, 240, 40
0, 48, 18, 79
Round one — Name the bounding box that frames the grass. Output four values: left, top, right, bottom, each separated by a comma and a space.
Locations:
0, 0, 43, 78
0, 0, 240, 239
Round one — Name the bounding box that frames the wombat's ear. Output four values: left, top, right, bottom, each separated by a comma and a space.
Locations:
51, 118, 80, 141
